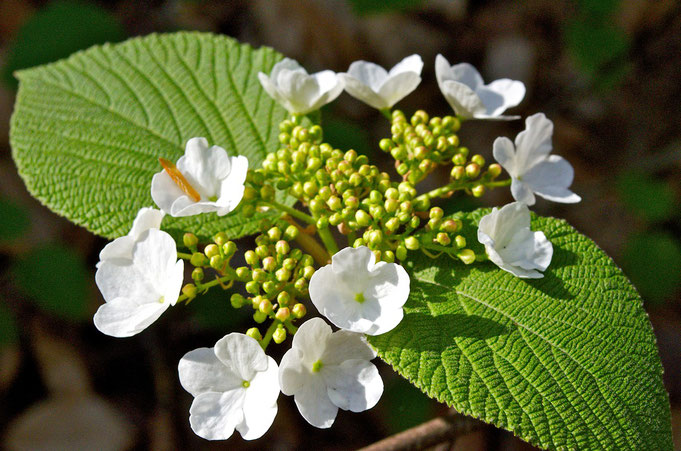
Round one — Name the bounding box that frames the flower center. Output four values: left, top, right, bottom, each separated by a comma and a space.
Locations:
208, 195, 218, 202
242, 380, 250, 388
159, 157, 201, 202
158, 296, 165, 304
311, 360, 323, 373
354, 292, 365, 303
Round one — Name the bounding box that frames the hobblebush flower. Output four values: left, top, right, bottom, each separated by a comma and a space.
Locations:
477, 202, 553, 279
435, 54, 525, 119
94, 228, 184, 337
178, 333, 279, 441
151, 137, 248, 217
493, 113, 581, 205
279, 318, 383, 428
258, 58, 344, 115
309, 246, 409, 335
339, 55, 423, 110
97, 207, 164, 266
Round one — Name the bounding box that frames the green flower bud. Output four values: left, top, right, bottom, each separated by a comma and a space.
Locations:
414, 146, 428, 160
455, 235, 467, 249
368, 229, 384, 246
236, 266, 250, 280
429, 207, 444, 220
471, 154, 485, 167
353, 238, 366, 247
290, 181, 304, 197
487, 163, 502, 178
348, 173, 362, 187
309, 125, 323, 141
309, 198, 325, 215
273, 326, 287, 344
191, 267, 204, 283
457, 249, 476, 264
298, 253, 313, 266
369, 205, 385, 220
383, 250, 395, 263
278, 132, 291, 144
427, 218, 441, 231
355, 209, 372, 227
245, 251, 258, 267
405, 236, 420, 250
294, 278, 307, 292
327, 196, 342, 211
276, 268, 291, 282
277, 291, 291, 307
318, 186, 332, 201
396, 163, 409, 176
379, 138, 393, 152
283, 258, 296, 271
292, 303, 307, 319
245, 280, 260, 295
262, 256, 277, 272
260, 184, 275, 201
385, 217, 400, 233
409, 215, 421, 229
230, 293, 245, 308
204, 244, 220, 259
255, 245, 270, 259
302, 181, 318, 197
316, 217, 329, 231
209, 255, 224, 270
253, 311, 268, 323
220, 241, 236, 258
396, 245, 408, 260
418, 159, 433, 174
471, 185, 486, 197
448, 166, 463, 180
436, 232, 451, 246
391, 146, 408, 161
283, 225, 299, 241
275, 307, 291, 322
252, 268, 268, 283
447, 134, 460, 148
263, 280, 277, 294
182, 283, 197, 299
397, 211, 411, 224
246, 327, 262, 341
259, 298, 273, 314
275, 240, 290, 255
328, 213, 343, 226
302, 265, 315, 280
441, 219, 461, 233
411, 110, 429, 126
183, 232, 198, 249
307, 157, 322, 171
384, 198, 399, 214
345, 196, 359, 210
213, 232, 227, 246
251, 295, 264, 309
190, 252, 208, 267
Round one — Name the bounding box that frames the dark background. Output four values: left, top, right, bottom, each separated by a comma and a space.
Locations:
0, 0, 680, 449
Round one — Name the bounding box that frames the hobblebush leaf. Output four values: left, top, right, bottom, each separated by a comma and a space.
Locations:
10, 32, 291, 240
369, 209, 672, 450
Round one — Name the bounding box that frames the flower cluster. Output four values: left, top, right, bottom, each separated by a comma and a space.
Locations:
91, 51, 581, 441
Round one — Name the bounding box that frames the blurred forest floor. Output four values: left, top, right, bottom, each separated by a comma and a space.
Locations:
0, 0, 680, 450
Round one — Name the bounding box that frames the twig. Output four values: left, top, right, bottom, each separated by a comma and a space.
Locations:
358, 409, 480, 451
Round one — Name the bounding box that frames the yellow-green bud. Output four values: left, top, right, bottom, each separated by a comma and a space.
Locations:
410, 215, 421, 229
436, 232, 451, 246
262, 256, 277, 272
259, 298, 273, 314
385, 217, 400, 233
368, 229, 384, 246
223, 241, 237, 257
191, 267, 204, 282
318, 186, 332, 201
253, 311, 267, 323
236, 266, 250, 280
405, 236, 420, 250
213, 232, 228, 246
383, 250, 395, 263
487, 163, 502, 178
458, 146, 469, 158
294, 278, 307, 292
471, 154, 485, 167
246, 327, 262, 341
245, 250, 258, 266
275, 307, 291, 322
245, 280, 260, 294
190, 252, 208, 267
450, 165, 465, 180
441, 219, 462, 233
267, 227, 282, 242
260, 184, 275, 201
471, 185, 486, 197
204, 244, 220, 258
316, 216, 330, 229
283, 225, 299, 241
452, 153, 467, 166
183, 233, 198, 249
277, 291, 291, 307
282, 258, 296, 270
275, 240, 290, 255
384, 198, 399, 214
457, 249, 476, 264
455, 235, 467, 249
355, 210, 371, 227
255, 245, 269, 259
327, 196, 342, 211
292, 303, 307, 319
429, 207, 444, 220
182, 283, 197, 299
243, 186, 257, 201
353, 238, 366, 247
273, 326, 287, 344
303, 266, 315, 280
465, 163, 480, 179
263, 280, 277, 294
276, 268, 291, 282
230, 293, 245, 308
209, 255, 224, 270
369, 205, 385, 220
396, 245, 408, 260
252, 269, 268, 283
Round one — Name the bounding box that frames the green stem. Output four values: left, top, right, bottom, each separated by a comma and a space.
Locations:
283, 320, 298, 335
260, 200, 316, 225
415, 178, 512, 203
177, 252, 193, 259
379, 108, 392, 121
260, 320, 281, 350
317, 225, 339, 256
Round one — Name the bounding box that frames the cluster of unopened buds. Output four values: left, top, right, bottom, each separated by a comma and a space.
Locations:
93, 52, 580, 440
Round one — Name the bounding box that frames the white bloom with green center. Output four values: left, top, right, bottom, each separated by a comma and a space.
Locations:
493, 113, 581, 205
97, 207, 164, 266
94, 228, 184, 337
279, 318, 383, 428
309, 246, 410, 336
477, 202, 553, 279
151, 137, 248, 217
258, 58, 344, 115
435, 54, 525, 119
178, 333, 279, 441
339, 55, 423, 110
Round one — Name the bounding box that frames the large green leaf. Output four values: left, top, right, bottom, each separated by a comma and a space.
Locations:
10, 32, 290, 240
370, 210, 671, 450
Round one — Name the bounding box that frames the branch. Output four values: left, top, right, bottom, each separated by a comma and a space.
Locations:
358, 409, 481, 451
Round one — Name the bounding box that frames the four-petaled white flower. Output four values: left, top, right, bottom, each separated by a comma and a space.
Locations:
279, 318, 383, 429
94, 228, 184, 337
97, 207, 164, 266
309, 246, 409, 336
338, 55, 423, 110
477, 202, 553, 279
435, 54, 525, 120
258, 58, 344, 115
493, 113, 581, 205
151, 137, 248, 217
178, 333, 279, 441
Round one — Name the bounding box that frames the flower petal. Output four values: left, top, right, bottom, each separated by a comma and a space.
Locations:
483, 79, 525, 116
330, 246, 375, 281
290, 318, 332, 365
324, 359, 383, 412
339, 73, 389, 110
514, 113, 554, 169
323, 330, 377, 365
446, 62, 484, 90
238, 403, 277, 440
279, 348, 307, 396
276, 69, 322, 114
98, 236, 135, 265
492, 136, 517, 177
346, 60, 388, 92
388, 54, 423, 77
439, 80, 486, 118
93, 296, 168, 337
132, 229, 181, 296
129, 207, 165, 240
294, 377, 338, 429
258, 71, 287, 108
188, 390, 245, 440
95, 261, 156, 304
524, 155, 581, 203
214, 333, 268, 382
239, 356, 279, 439
150, 170, 185, 215
377, 72, 421, 108
178, 348, 242, 397
510, 179, 537, 205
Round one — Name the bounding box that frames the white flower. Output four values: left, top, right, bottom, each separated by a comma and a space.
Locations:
477, 202, 553, 279
257, 58, 344, 115
93, 228, 184, 337
309, 246, 409, 336
338, 55, 423, 110
97, 207, 164, 266
151, 137, 248, 217
178, 333, 279, 441
279, 318, 383, 429
435, 54, 525, 119
493, 113, 581, 205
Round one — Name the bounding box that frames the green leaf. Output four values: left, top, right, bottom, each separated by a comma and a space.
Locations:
10, 32, 291, 241
370, 209, 672, 450
2, 0, 126, 89
12, 244, 89, 321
